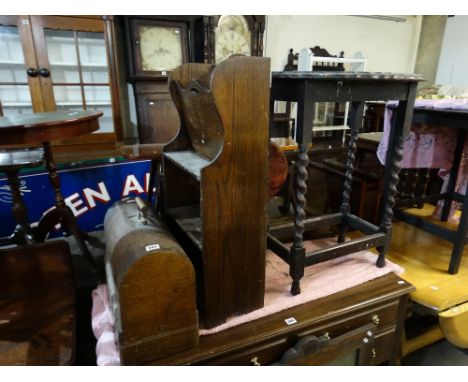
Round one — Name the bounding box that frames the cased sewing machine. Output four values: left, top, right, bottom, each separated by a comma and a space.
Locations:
104, 197, 198, 365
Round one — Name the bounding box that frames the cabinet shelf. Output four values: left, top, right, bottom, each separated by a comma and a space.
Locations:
55, 101, 111, 106
166, 205, 202, 251
50, 61, 108, 68
164, 150, 210, 181
2, 102, 32, 107
313, 125, 350, 132
0, 60, 25, 66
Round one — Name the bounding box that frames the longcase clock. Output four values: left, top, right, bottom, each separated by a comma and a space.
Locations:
124, 17, 192, 144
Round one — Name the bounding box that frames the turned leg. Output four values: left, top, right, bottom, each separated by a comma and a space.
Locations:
38, 141, 96, 268
378, 84, 417, 267
3, 169, 35, 245
290, 144, 308, 295
338, 102, 365, 243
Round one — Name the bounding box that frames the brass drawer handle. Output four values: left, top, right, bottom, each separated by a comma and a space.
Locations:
372, 314, 380, 325
250, 356, 261, 366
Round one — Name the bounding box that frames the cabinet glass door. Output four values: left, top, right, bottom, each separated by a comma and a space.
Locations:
43, 28, 113, 133
0, 25, 33, 117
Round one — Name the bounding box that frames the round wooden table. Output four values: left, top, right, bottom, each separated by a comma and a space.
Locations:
0, 110, 103, 267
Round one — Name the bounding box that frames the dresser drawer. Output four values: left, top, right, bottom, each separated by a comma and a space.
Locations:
201, 338, 288, 365
200, 301, 400, 365
297, 300, 400, 340
371, 328, 398, 365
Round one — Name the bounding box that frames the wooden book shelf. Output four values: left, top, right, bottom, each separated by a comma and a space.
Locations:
161, 56, 271, 329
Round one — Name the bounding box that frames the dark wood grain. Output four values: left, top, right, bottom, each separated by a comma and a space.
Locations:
0, 111, 102, 145
163, 56, 270, 328
104, 198, 198, 365
134, 82, 181, 144
0, 241, 75, 365
170, 75, 224, 160
146, 273, 414, 365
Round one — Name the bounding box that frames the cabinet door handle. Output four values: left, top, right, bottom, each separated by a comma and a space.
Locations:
26, 68, 38, 77
250, 357, 261, 366
38, 68, 50, 78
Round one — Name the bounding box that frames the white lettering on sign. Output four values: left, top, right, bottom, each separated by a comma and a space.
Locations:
284, 317, 297, 326
65, 192, 88, 217
83, 181, 110, 208
145, 244, 160, 252
122, 175, 144, 196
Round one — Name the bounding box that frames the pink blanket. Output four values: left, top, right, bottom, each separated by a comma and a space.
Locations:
91, 237, 403, 364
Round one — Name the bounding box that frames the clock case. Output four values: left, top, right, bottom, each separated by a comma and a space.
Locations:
120, 15, 265, 144
194, 16, 265, 64
121, 16, 196, 144
129, 18, 189, 78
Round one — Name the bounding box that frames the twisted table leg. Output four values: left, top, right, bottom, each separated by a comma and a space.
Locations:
290, 143, 308, 295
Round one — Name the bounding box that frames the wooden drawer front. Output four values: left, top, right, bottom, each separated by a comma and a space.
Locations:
297, 300, 400, 340
199, 301, 400, 366
200, 338, 288, 366
371, 328, 398, 365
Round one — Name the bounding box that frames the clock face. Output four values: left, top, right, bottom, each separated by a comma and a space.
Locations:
138, 25, 183, 72
215, 30, 251, 64
215, 16, 251, 64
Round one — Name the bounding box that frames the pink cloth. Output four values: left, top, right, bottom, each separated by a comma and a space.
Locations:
200, 238, 403, 335
91, 284, 120, 366
91, 237, 404, 363
377, 99, 468, 222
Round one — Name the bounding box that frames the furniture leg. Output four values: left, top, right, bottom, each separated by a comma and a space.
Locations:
290, 144, 308, 295
288, 93, 314, 295
38, 141, 96, 268
378, 84, 418, 267
441, 130, 465, 222
1, 169, 35, 245
448, 188, 468, 274
338, 102, 365, 243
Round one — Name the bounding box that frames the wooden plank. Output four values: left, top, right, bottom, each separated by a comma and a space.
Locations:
395, 209, 456, 243
269, 213, 342, 240
347, 213, 380, 235
266, 233, 289, 262
164, 151, 210, 180
304, 233, 387, 266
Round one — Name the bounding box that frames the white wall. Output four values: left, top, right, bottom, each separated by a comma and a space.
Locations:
436, 16, 468, 85
264, 15, 422, 73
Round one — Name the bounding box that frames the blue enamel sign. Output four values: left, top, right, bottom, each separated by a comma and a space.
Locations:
0, 159, 151, 238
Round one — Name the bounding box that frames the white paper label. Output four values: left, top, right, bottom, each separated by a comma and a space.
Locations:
145, 244, 160, 252
284, 317, 297, 325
